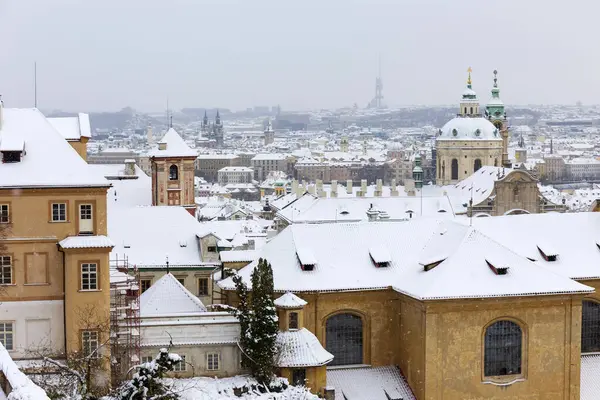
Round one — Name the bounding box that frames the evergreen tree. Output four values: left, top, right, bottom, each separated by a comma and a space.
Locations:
231, 258, 279, 387
116, 348, 181, 400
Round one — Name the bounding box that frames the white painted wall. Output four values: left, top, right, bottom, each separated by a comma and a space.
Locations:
0, 300, 64, 359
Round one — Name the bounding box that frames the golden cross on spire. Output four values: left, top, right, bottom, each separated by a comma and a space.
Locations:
467, 67, 472, 86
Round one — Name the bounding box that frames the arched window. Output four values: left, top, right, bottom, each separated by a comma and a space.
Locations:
470, 106, 473, 115
326, 313, 363, 366
484, 320, 522, 377
582, 300, 600, 353
169, 165, 178, 180
474, 159, 482, 172
451, 159, 458, 180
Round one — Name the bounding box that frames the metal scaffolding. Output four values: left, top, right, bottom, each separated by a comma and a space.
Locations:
109, 254, 140, 386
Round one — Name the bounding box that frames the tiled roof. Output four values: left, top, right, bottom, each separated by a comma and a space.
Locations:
327, 365, 415, 400
275, 328, 333, 367
59, 235, 114, 249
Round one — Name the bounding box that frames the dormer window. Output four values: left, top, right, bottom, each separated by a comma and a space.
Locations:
486, 259, 509, 275
2, 151, 21, 163
537, 244, 558, 261
420, 257, 446, 271
296, 247, 316, 271
369, 245, 391, 268
1, 138, 25, 163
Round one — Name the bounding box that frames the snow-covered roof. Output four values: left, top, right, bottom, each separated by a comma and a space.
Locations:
0, 342, 50, 399
0, 136, 24, 151
438, 117, 501, 141
220, 250, 258, 263
218, 220, 592, 299
276, 328, 333, 367
110, 206, 214, 267
369, 244, 392, 264
59, 235, 114, 249
47, 113, 91, 140
0, 109, 109, 188
140, 273, 206, 317
252, 153, 288, 161
581, 354, 600, 400
327, 365, 415, 400
274, 292, 307, 309
149, 128, 198, 158
472, 212, 600, 280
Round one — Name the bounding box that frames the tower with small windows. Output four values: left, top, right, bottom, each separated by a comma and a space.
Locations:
340, 135, 349, 153
264, 119, 275, 146
274, 292, 333, 396
485, 70, 511, 167
150, 128, 198, 216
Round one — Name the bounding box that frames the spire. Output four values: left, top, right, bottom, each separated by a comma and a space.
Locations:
215, 109, 221, 125
491, 69, 500, 98
467, 66, 472, 89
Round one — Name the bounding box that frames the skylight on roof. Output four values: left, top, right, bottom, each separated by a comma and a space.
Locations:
486, 259, 509, 275
537, 243, 558, 261
297, 247, 317, 271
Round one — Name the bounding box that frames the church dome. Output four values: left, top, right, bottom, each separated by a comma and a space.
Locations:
437, 117, 501, 141
462, 87, 477, 98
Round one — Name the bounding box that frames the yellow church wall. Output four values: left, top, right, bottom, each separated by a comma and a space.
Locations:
398, 295, 427, 400
301, 290, 399, 367
279, 366, 327, 396
579, 279, 600, 302
422, 295, 583, 400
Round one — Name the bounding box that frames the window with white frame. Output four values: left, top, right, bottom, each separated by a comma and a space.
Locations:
52, 203, 67, 222
141, 356, 153, 364
0, 204, 9, 224
82, 330, 99, 358
0, 323, 14, 350
81, 263, 98, 290
173, 355, 186, 372
0, 256, 12, 285
207, 353, 220, 371
198, 278, 209, 296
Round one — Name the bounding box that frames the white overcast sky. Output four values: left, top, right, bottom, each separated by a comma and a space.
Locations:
0, 0, 597, 112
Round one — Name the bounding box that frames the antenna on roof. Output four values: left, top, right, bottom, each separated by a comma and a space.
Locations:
169, 115, 173, 129
34, 61, 37, 108
166, 255, 170, 274
469, 184, 474, 226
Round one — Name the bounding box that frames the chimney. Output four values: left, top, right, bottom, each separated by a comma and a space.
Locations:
391, 179, 399, 196
331, 180, 338, 198
291, 179, 298, 194
346, 179, 352, 194
358, 179, 367, 197
158, 140, 167, 151
316, 180, 325, 197
307, 184, 316, 195
366, 203, 379, 221
375, 179, 383, 197
124, 159, 136, 176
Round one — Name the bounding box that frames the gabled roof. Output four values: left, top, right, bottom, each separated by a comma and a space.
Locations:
218, 220, 592, 300
275, 328, 333, 367
150, 128, 198, 158
327, 365, 415, 400
0, 109, 109, 189
47, 113, 91, 140
140, 273, 206, 317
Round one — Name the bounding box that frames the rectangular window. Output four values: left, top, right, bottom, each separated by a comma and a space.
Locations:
0, 204, 9, 224
289, 312, 299, 330
141, 356, 153, 364
81, 263, 98, 290
0, 256, 12, 285
140, 279, 152, 293
198, 278, 209, 296
82, 330, 99, 358
207, 353, 220, 371
207, 246, 217, 253
0, 323, 14, 351
173, 355, 186, 372
292, 368, 306, 386
176, 277, 185, 286
51, 203, 67, 222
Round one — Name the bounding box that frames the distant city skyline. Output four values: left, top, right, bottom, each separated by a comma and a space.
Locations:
1, 0, 599, 112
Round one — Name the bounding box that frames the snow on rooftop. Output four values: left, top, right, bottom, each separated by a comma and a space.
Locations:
219, 220, 592, 299
327, 365, 415, 400
140, 273, 206, 317
219, 250, 258, 263
0, 136, 24, 151
59, 235, 114, 249
276, 328, 333, 367
296, 246, 317, 266
274, 292, 307, 309
47, 113, 91, 140
0, 109, 109, 188
369, 244, 392, 264
149, 128, 198, 158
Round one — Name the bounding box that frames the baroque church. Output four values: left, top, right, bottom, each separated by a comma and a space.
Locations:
200, 110, 224, 147
436, 69, 508, 186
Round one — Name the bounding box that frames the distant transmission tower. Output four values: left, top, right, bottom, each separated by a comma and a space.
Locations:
368, 56, 384, 108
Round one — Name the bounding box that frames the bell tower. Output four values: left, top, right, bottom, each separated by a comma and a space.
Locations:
486, 70, 511, 167
459, 67, 480, 117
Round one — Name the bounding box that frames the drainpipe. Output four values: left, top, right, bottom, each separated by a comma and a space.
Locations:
57, 244, 68, 356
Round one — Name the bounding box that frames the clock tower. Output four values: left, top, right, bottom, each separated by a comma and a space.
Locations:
486, 70, 511, 167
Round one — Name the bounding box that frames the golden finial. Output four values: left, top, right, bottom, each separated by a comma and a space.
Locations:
467, 66, 472, 86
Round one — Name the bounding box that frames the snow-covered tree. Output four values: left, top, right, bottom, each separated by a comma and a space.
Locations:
115, 348, 181, 400
232, 258, 278, 386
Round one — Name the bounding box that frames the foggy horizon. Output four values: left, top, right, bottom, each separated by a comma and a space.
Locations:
1, 0, 599, 112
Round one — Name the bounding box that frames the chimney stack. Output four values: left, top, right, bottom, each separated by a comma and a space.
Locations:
346, 180, 352, 194
375, 179, 383, 197
124, 159, 136, 176
307, 184, 316, 195
331, 180, 338, 198
358, 179, 367, 197
391, 179, 399, 196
